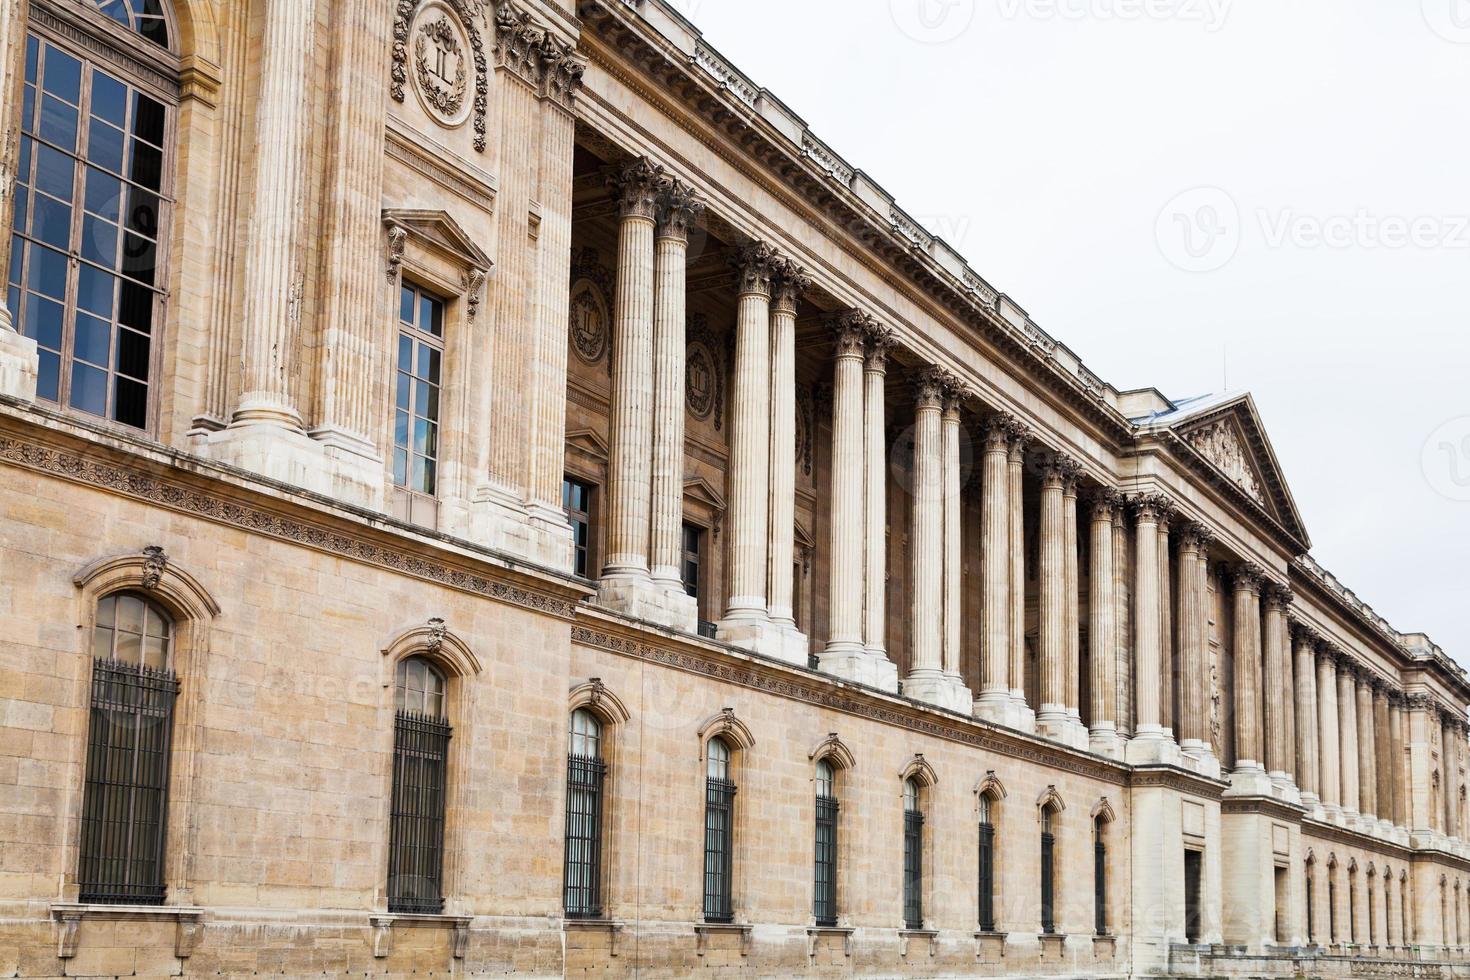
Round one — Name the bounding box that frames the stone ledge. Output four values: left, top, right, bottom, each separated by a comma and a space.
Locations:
804, 925, 854, 958
973, 930, 1007, 960
51, 903, 205, 960
898, 928, 938, 957
693, 921, 751, 956
563, 917, 623, 956
1038, 931, 1067, 958
368, 912, 472, 958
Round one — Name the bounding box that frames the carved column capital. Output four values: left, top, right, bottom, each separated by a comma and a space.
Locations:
731, 241, 779, 297
538, 35, 586, 108
1040, 451, 1080, 490
1263, 581, 1295, 611
1089, 487, 1125, 522
656, 178, 705, 244
863, 324, 894, 371
831, 309, 873, 358
914, 365, 948, 410
1006, 421, 1031, 461
1176, 520, 1214, 553
1129, 492, 1172, 525
940, 372, 968, 417
981, 413, 1019, 453
771, 257, 811, 311
1230, 561, 1265, 593
608, 156, 664, 221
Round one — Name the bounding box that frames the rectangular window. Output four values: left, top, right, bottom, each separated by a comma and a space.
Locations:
1094, 824, 1108, 935
1040, 827, 1055, 934
1275, 865, 1289, 944
977, 819, 996, 932
78, 656, 178, 904
563, 753, 606, 917
1185, 849, 1203, 943
703, 776, 735, 922
392, 284, 444, 527
683, 522, 717, 638
814, 793, 837, 927
563, 478, 593, 578
903, 809, 924, 930
387, 710, 451, 914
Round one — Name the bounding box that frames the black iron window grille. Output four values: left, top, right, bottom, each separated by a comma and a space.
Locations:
814, 761, 838, 928
1040, 809, 1056, 934
903, 780, 923, 930
564, 708, 605, 918
977, 804, 996, 932
78, 655, 178, 904
1093, 818, 1107, 935
703, 776, 736, 922
387, 709, 451, 914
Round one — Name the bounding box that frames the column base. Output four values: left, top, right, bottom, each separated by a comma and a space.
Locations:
1223, 764, 1275, 797
1125, 729, 1183, 765
973, 690, 1017, 726
902, 671, 971, 713
818, 647, 898, 692
1088, 725, 1122, 760
202, 419, 382, 510
717, 616, 809, 666
1037, 710, 1091, 751
457, 482, 572, 569
1180, 740, 1223, 780
1008, 692, 1037, 733
598, 572, 697, 632
0, 327, 39, 402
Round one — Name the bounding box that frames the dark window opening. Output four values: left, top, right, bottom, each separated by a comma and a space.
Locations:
813, 760, 837, 927
387, 656, 450, 914
1185, 849, 1203, 943
903, 778, 924, 930
978, 796, 996, 932
703, 737, 734, 923
563, 708, 605, 917
563, 478, 593, 578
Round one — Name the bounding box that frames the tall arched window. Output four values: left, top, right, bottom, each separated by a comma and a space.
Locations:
1040, 805, 1058, 934
1348, 864, 1358, 944
703, 737, 735, 923
1367, 867, 1377, 946
1305, 857, 1316, 945
977, 794, 996, 932
79, 591, 177, 903
563, 708, 605, 918
9, 0, 176, 429
813, 759, 837, 927
388, 656, 450, 913
902, 778, 924, 930
1327, 860, 1338, 942
1093, 815, 1108, 935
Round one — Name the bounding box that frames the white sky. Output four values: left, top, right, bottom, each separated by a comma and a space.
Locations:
677, 0, 1470, 664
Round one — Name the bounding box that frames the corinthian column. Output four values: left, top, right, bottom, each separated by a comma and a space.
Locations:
1338, 663, 1360, 816
1317, 648, 1342, 817
975, 414, 1015, 719
1262, 584, 1291, 785
1112, 500, 1133, 740
862, 327, 896, 691
1230, 564, 1266, 777
1177, 523, 1210, 756
1088, 490, 1119, 754
1036, 454, 1070, 738
1388, 694, 1406, 828
600, 160, 662, 586
820, 312, 869, 665
1374, 684, 1392, 829
1442, 714, 1459, 838
941, 380, 968, 701
1062, 470, 1082, 725
718, 243, 778, 635
766, 258, 810, 638
649, 181, 704, 604
1294, 625, 1322, 807
1129, 495, 1167, 750
1158, 512, 1174, 737
1358, 674, 1377, 821
904, 368, 948, 708
1008, 430, 1031, 718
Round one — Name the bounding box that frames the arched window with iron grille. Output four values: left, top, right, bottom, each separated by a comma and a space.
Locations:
903, 778, 924, 930
387, 656, 450, 914
813, 760, 838, 927
563, 708, 606, 918
703, 737, 735, 923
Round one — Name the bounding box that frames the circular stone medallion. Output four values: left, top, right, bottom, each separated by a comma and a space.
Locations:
411, 2, 472, 128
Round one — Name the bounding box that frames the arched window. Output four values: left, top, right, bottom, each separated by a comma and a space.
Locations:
9, 0, 176, 429
813, 759, 837, 927
977, 794, 997, 932
563, 708, 605, 918
1041, 805, 1058, 934
1305, 857, 1316, 945
1093, 815, 1108, 935
78, 591, 177, 903
903, 778, 924, 930
1348, 863, 1358, 944
1367, 867, 1377, 946
387, 655, 450, 913
1327, 860, 1338, 943
703, 736, 735, 923
1383, 868, 1394, 946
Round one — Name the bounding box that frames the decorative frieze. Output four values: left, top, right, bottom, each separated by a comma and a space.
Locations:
1185, 417, 1267, 507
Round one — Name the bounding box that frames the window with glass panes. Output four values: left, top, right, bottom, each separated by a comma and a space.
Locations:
703, 737, 735, 923
563, 478, 593, 578
394, 285, 444, 499
1041, 806, 1057, 933
681, 523, 701, 600
903, 778, 924, 930
563, 709, 606, 917
1094, 816, 1108, 935
8, 23, 171, 429
977, 795, 996, 932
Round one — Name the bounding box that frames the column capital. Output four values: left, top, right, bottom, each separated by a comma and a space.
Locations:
863, 324, 895, 371
1229, 561, 1265, 593
940, 372, 969, 417
1129, 491, 1172, 525
915, 365, 948, 409
608, 156, 665, 220
831, 309, 873, 358
981, 413, 1015, 453
1089, 487, 1125, 522
655, 177, 705, 244
1263, 581, 1295, 611
1006, 421, 1031, 461
770, 256, 811, 311
1176, 520, 1214, 553
1290, 618, 1319, 644
731, 241, 780, 297
1405, 691, 1435, 712
1040, 451, 1082, 490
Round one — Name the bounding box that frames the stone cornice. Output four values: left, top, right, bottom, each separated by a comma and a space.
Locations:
1128, 765, 1228, 801
0, 402, 590, 621
1220, 795, 1307, 823
1300, 817, 1422, 866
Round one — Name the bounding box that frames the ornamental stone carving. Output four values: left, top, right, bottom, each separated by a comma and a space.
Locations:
771, 257, 812, 308
141, 545, 168, 591
1186, 418, 1267, 507
656, 178, 705, 244
392, 0, 489, 151
685, 312, 725, 430
732, 242, 779, 296
608, 157, 664, 220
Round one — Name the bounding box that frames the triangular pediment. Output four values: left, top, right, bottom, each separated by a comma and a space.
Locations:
383, 208, 491, 272
1165, 393, 1310, 549
682, 475, 726, 514
565, 427, 609, 462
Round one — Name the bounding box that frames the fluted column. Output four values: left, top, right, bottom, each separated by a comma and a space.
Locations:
718, 243, 777, 629
976, 415, 1015, 716
1317, 648, 1342, 815
823, 312, 868, 657
1339, 663, 1360, 816
601, 161, 662, 583
1358, 676, 1377, 820
649, 182, 704, 591
1158, 513, 1174, 736
1130, 494, 1167, 745
1177, 523, 1210, 754
904, 369, 948, 704
1294, 625, 1322, 806
862, 327, 894, 675
1388, 694, 1406, 827
765, 259, 809, 632
1192, 534, 1213, 754
1036, 454, 1070, 734
227, 0, 318, 429
1088, 491, 1118, 751
1374, 685, 1392, 828
1007, 431, 1030, 714
1063, 472, 1081, 725
1112, 500, 1133, 739
941, 381, 966, 693
1262, 584, 1291, 783
1280, 603, 1296, 785
1231, 564, 1265, 774
1443, 715, 1459, 838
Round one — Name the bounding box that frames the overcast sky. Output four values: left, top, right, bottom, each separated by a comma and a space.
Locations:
677, 0, 1470, 664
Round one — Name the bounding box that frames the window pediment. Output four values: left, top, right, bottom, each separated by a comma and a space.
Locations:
384, 208, 492, 282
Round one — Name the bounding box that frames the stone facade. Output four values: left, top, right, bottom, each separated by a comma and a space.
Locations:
1, 0, 1468, 977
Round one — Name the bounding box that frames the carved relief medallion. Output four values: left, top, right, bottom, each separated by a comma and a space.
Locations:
686, 343, 716, 422
568, 279, 608, 365
412, 3, 472, 126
